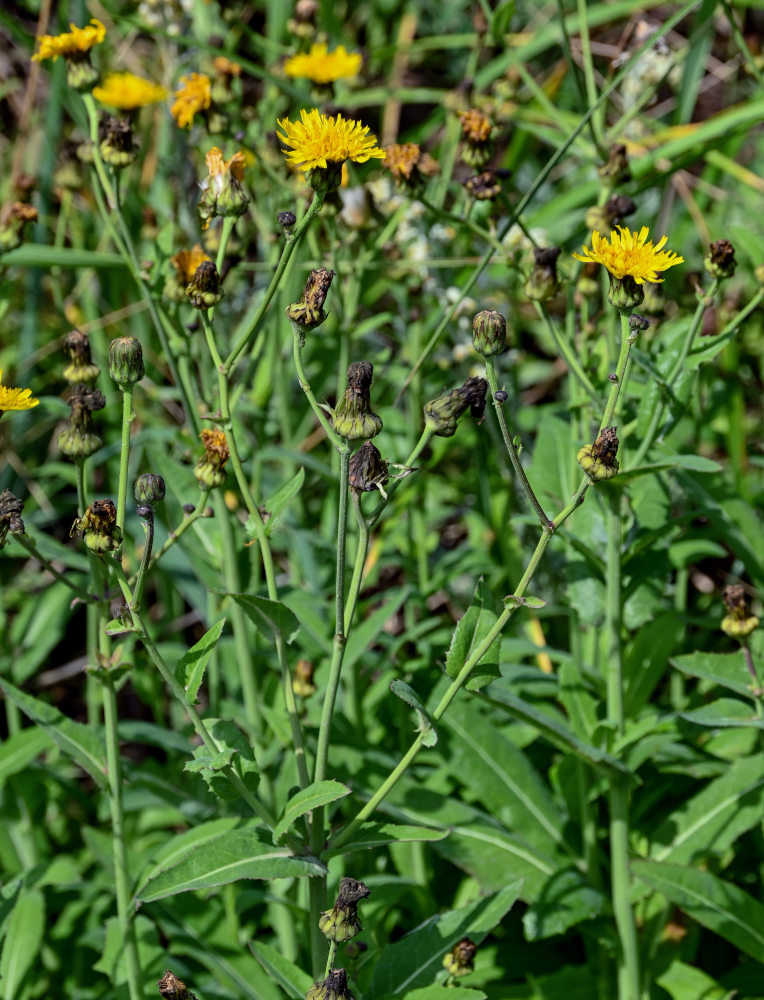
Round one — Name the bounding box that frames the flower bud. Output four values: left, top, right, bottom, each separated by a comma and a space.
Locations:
100, 116, 136, 168
704, 239, 737, 280
459, 108, 495, 167
464, 169, 502, 200
278, 210, 297, 231
319, 878, 370, 942
186, 261, 223, 310
195, 429, 230, 489
58, 384, 105, 458
0, 489, 25, 548
70, 498, 122, 554
332, 362, 383, 441
577, 426, 619, 482
597, 142, 631, 187
134, 473, 166, 507
305, 968, 354, 1000
62, 329, 100, 384
66, 56, 100, 93
494, 389, 508, 403
109, 336, 145, 386
293, 658, 317, 697
607, 274, 644, 311
443, 937, 477, 978
472, 310, 507, 357
287, 267, 335, 331
629, 313, 650, 333
524, 247, 562, 302
721, 584, 759, 640
424, 376, 488, 437
348, 441, 389, 495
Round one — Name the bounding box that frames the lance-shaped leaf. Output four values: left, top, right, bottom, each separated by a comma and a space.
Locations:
391, 680, 437, 747
446, 578, 503, 691
272, 780, 351, 844
174, 617, 226, 702
231, 594, 300, 644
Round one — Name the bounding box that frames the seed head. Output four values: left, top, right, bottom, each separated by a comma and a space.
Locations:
577, 426, 620, 482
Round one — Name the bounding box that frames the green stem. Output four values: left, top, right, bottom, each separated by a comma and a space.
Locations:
484, 357, 552, 530
116, 386, 134, 536
75, 457, 87, 516
131, 511, 154, 612
323, 941, 338, 980
13, 533, 93, 602
291, 325, 346, 450
535, 302, 601, 404
130, 491, 211, 581
420, 197, 507, 257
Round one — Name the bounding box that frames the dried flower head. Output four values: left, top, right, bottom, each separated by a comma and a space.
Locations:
195, 429, 230, 489
332, 362, 383, 441
0, 202, 39, 252
721, 584, 759, 640
164, 245, 212, 302
464, 169, 502, 200
424, 376, 488, 437
305, 968, 355, 1000
198, 147, 249, 228
287, 266, 335, 332
383, 143, 438, 189
172, 73, 212, 129
57, 384, 105, 458
704, 239, 737, 280
578, 426, 620, 482
277, 109, 385, 191
525, 246, 562, 301
0, 369, 40, 415
158, 969, 198, 1000
92, 72, 168, 111
443, 937, 478, 978
0, 489, 25, 548
70, 498, 122, 554
99, 116, 136, 168
459, 108, 495, 167
293, 658, 317, 698
32, 18, 106, 62
284, 43, 362, 84
63, 330, 100, 383
319, 878, 371, 942
186, 260, 223, 309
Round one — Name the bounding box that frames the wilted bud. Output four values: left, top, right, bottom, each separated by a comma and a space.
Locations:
287, 267, 335, 332
524, 246, 562, 302
598, 142, 631, 187
109, 336, 145, 386
293, 658, 317, 698
458, 108, 495, 168
443, 937, 477, 978
198, 148, 249, 229
0, 489, 25, 548
704, 239, 737, 280
62, 329, 100, 384
607, 274, 644, 311
629, 313, 650, 332
134, 473, 166, 507
195, 428, 230, 489
464, 169, 502, 200
472, 309, 507, 357
721, 584, 759, 640
164, 246, 212, 303
70, 498, 122, 555
577, 426, 619, 482
348, 441, 389, 496
424, 376, 488, 437
58, 384, 106, 458
305, 968, 354, 1000
332, 362, 383, 441
278, 210, 297, 231
158, 969, 198, 1000
186, 260, 223, 310
319, 878, 370, 943
0, 202, 38, 254
100, 116, 136, 168
383, 143, 438, 191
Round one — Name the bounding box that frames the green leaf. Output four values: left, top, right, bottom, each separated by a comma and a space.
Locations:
678, 697, 764, 729
391, 679, 437, 747
633, 860, 764, 961
0, 244, 126, 268
344, 586, 411, 672
324, 823, 448, 859
522, 868, 605, 940
250, 941, 314, 1000
258, 467, 305, 537
0, 728, 52, 787
137, 829, 326, 902
183, 718, 259, 802
656, 960, 728, 1000
0, 889, 44, 1000
624, 612, 684, 716
368, 883, 521, 996
504, 594, 547, 610
491, 0, 515, 44
0, 679, 107, 787
174, 618, 226, 702
231, 594, 300, 644
446, 579, 503, 691
671, 650, 754, 697
136, 818, 244, 895
272, 780, 351, 844
378, 989, 486, 1000
620, 454, 723, 480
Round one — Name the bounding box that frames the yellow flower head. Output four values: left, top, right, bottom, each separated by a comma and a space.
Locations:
277, 108, 385, 173
171, 245, 212, 284
32, 18, 105, 62
206, 147, 246, 182
92, 72, 168, 111
0, 370, 39, 413
171, 73, 212, 129
284, 43, 362, 85
573, 226, 684, 285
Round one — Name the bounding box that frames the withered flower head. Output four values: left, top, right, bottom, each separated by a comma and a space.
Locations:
63, 329, 100, 383
70, 498, 122, 554
0, 489, 25, 548
198, 147, 249, 229
458, 108, 495, 167
597, 142, 631, 187
577, 426, 619, 482
348, 441, 389, 496
186, 260, 223, 310
164, 245, 212, 302
319, 878, 371, 943
383, 143, 438, 190
195, 428, 230, 489
305, 968, 355, 1000
287, 267, 335, 332
0, 201, 39, 253
525, 246, 562, 302
332, 362, 383, 441
443, 937, 478, 978
424, 376, 488, 437
158, 969, 197, 1000
721, 584, 759, 640
292, 658, 317, 698
464, 169, 501, 200
100, 116, 136, 168
704, 239, 737, 280
58, 384, 106, 458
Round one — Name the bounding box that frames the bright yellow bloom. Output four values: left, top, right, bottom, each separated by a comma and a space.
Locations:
573, 226, 684, 284
32, 18, 105, 62
284, 43, 362, 85
0, 370, 39, 413
171, 245, 212, 283
92, 72, 168, 111
277, 108, 385, 173
171, 73, 212, 129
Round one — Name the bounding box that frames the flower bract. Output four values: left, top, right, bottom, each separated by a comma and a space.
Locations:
284, 43, 362, 84
171, 73, 211, 129
277, 108, 385, 173
92, 72, 168, 110
573, 226, 684, 284
32, 18, 105, 61
0, 370, 39, 413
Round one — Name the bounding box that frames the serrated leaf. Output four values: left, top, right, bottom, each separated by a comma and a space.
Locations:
446, 579, 502, 691
174, 618, 226, 702
391, 680, 437, 746
272, 780, 350, 844
250, 941, 313, 1000
678, 697, 764, 729
136, 818, 244, 895
184, 718, 258, 801
0, 679, 107, 787
231, 594, 300, 644
325, 823, 448, 859
137, 829, 325, 902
